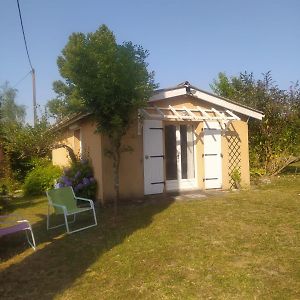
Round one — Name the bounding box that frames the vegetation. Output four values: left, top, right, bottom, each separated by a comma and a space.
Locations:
0, 82, 26, 124
23, 160, 61, 196
50, 24, 156, 215
57, 159, 97, 200
0, 170, 299, 299
2, 117, 58, 182
0, 82, 61, 195
211, 71, 300, 176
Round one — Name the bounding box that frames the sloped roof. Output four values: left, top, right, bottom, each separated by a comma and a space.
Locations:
53, 81, 264, 130
149, 81, 264, 120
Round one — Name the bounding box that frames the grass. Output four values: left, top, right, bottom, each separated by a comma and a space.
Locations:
1, 173, 300, 299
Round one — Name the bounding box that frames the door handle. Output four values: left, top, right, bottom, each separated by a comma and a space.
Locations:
145, 155, 149, 159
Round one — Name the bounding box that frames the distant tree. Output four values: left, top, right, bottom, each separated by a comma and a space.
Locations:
0, 82, 26, 124
54, 24, 156, 215
211, 71, 300, 175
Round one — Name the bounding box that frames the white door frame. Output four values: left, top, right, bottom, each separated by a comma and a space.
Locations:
165, 124, 197, 191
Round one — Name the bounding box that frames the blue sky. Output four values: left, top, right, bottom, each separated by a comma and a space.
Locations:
1, 0, 299, 123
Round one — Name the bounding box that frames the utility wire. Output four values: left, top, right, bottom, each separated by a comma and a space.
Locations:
16, 0, 33, 71
12, 70, 32, 88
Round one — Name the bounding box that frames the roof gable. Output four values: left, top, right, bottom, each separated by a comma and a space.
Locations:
149, 82, 264, 120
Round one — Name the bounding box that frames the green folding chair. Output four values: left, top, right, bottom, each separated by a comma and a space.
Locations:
46, 187, 97, 234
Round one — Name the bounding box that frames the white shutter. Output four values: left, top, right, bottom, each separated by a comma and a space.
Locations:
143, 120, 164, 195
203, 122, 222, 189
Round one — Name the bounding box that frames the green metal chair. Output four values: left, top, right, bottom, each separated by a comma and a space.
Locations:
46, 187, 97, 234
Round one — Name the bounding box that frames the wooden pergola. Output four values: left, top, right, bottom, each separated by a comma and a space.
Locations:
139, 105, 240, 131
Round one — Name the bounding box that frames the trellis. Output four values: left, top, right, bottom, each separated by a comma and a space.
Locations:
227, 135, 242, 189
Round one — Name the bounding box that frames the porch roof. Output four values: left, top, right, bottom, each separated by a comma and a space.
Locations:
140, 105, 240, 122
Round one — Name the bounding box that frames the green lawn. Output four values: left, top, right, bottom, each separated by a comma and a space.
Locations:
1, 174, 300, 299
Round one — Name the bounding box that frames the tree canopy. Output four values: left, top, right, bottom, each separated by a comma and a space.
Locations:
211, 71, 300, 175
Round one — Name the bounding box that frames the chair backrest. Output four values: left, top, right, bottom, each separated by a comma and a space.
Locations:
47, 187, 77, 214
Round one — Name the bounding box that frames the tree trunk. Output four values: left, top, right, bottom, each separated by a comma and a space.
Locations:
271, 156, 299, 176
111, 139, 121, 221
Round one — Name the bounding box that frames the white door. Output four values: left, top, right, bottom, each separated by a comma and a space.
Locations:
143, 120, 164, 195
203, 122, 222, 189
165, 124, 196, 191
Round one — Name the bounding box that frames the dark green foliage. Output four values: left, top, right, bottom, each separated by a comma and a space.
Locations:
211, 71, 300, 175
23, 161, 62, 196
2, 116, 57, 182
57, 159, 97, 200
47, 80, 85, 120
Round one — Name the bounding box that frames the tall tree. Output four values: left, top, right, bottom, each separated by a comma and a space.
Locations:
53, 24, 156, 214
211, 72, 300, 175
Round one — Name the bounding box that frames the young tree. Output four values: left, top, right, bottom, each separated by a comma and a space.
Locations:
54, 25, 156, 214
211, 72, 300, 175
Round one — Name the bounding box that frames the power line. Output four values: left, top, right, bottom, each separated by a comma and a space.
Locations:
16, 0, 33, 71
13, 70, 32, 88
16, 0, 37, 126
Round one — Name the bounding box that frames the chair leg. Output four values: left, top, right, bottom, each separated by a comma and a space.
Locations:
25, 228, 36, 250
47, 210, 67, 231
69, 214, 76, 224
92, 206, 97, 226
64, 212, 70, 233
46, 204, 50, 230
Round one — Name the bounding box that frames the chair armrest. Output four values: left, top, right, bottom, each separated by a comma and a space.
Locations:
75, 197, 93, 203
75, 197, 94, 207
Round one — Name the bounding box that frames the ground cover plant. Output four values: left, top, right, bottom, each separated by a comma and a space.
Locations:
0, 170, 299, 299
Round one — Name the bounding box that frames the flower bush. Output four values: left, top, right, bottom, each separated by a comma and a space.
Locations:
57, 159, 97, 200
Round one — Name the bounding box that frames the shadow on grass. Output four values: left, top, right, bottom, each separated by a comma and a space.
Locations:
0, 195, 45, 214
281, 164, 299, 174
0, 198, 174, 299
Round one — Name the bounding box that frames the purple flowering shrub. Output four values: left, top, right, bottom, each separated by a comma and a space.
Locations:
57, 159, 97, 200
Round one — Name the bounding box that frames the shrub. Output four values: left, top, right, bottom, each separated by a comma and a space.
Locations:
230, 168, 241, 189
57, 159, 97, 200
23, 163, 62, 196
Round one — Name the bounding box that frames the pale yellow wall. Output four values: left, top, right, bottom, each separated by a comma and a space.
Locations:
80, 119, 104, 202
101, 117, 144, 201
221, 118, 250, 189
52, 130, 74, 167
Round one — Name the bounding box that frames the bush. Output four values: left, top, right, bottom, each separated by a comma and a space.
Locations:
23, 163, 62, 196
57, 159, 97, 200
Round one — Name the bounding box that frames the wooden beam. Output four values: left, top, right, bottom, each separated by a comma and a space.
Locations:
169, 105, 183, 120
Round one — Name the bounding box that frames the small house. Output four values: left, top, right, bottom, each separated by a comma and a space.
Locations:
52, 82, 264, 204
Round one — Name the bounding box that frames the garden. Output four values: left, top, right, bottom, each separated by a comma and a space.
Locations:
0, 166, 299, 299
